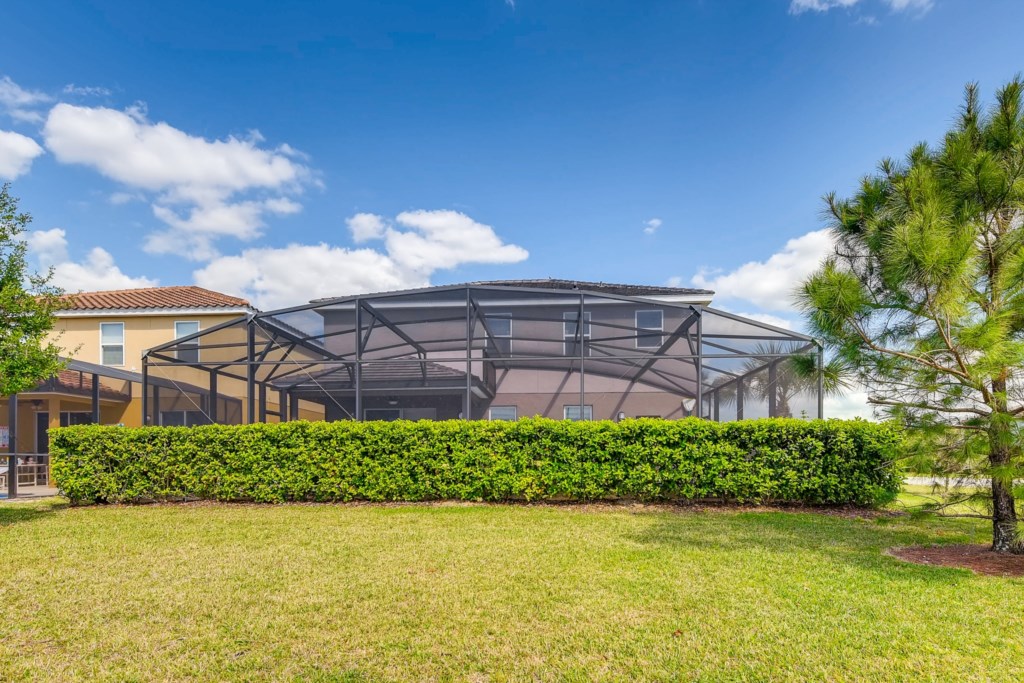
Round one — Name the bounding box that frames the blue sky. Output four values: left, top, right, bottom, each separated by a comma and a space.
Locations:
2, 0, 1023, 345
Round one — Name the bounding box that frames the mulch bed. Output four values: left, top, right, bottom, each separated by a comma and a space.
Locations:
889, 544, 1024, 577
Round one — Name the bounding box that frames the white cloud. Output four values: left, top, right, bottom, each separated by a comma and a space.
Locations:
0, 76, 52, 123
665, 276, 684, 287
383, 210, 529, 274
26, 228, 157, 292
347, 213, 387, 243
0, 130, 44, 179
62, 84, 112, 97
643, 218, 662, 235
195, 209, 529, 310
824, 387, 874, 420
789, 0, 932, 15
42, 103, 313, 259
109, 191, 143, 205
690, 229, 834, 312
885, 0, 933, 12
730, 312, 795, 330
789, 0, 860, 14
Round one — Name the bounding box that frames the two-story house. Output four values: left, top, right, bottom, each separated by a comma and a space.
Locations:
1, 286, 253, 479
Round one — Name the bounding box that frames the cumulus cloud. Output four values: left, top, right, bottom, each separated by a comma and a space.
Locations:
690, 229, 834, 312
42, 103, 313, 259
195, 209, 529, 310
0, 130, 44, 179
347, 213, 387, 243
0, 76, 52, 123
383, 210, 529, 273
27, 228, 157, 292
643, 218, 662, 235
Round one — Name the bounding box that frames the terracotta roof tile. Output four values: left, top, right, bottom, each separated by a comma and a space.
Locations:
57, 286, 252, 312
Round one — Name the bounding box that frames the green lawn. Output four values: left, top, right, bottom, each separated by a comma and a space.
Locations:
0, 499, 1020, 682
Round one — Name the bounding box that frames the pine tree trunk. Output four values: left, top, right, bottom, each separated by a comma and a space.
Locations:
988, 379, 1021, 553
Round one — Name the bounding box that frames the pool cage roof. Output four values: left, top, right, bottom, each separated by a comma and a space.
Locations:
142, 283, 823, 424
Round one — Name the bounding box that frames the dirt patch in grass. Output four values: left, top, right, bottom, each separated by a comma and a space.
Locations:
889, 544, 1024, 577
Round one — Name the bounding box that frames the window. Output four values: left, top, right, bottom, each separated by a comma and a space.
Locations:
563, 311, 592, 356
563, 404, 593, 421
485, 314, 511, 338
159, 411, 207, 427
364, 408, 402, 421
175, 321, 201, 363
635, 310, 664, 349
60, 412, 93, 427
485, 313, 512, 355
488, 406, 517, 421
100, 322, 124, 366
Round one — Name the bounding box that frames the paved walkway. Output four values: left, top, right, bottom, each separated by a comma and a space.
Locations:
0, 486, 61, 501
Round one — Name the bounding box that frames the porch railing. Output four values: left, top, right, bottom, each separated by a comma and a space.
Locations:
0, 454, 51, 496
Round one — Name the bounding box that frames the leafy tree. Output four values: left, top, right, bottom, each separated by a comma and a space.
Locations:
798, 79, 1024, 553
0, 183, 65, 396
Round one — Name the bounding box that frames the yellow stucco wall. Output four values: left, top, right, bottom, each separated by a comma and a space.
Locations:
48, 313, 246, 372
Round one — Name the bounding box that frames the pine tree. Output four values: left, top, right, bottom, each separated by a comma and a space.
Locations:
799, 79, 1024, 553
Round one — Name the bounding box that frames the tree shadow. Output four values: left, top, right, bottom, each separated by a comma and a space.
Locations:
0, 499, 67, 528
630, 508, 986, 583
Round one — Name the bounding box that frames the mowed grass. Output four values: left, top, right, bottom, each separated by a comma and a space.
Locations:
0, 500, 1021, 682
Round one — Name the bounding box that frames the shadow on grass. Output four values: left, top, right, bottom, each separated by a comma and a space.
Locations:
631, 508, 984, 582
0, 499, 67, 528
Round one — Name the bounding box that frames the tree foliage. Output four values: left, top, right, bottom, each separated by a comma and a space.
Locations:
798, 79, 1024, 552
0, 183, 65, 396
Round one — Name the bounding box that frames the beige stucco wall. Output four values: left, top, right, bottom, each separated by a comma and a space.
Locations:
48, 313, 246, 372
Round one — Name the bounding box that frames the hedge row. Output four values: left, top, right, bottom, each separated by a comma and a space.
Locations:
49, 418, 902, 506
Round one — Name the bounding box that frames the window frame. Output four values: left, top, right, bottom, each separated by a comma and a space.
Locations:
563, 311, 592, 356
99, 322, 125, 367
563, 404, 594, 421
174, 320, 201, 363
635, 310, 664, 349
488, 405, 518, 421
484, 313, 512, 338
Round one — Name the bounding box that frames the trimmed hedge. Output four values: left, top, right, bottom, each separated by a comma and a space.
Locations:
49, 418, 902, 506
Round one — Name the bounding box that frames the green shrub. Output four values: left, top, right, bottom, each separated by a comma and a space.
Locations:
49, 418, 902, 506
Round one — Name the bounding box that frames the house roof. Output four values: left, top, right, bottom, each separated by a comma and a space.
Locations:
56, 286, 253, 313
468, 278, 714, 297
308, 279, 713, 305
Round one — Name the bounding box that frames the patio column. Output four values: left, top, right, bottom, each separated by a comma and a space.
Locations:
817, 345, 825, 419
736, 378, 744, 420
7, 394, 17, 498
91, 373, 100, 424
278, 390, 288, 423
246, 324, 256, 424
48, 398, 61, 487
208, 370, 218, 424
768, 362, 778, 417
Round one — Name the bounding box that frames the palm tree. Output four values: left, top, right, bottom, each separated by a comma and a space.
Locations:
712, 343, 822, 418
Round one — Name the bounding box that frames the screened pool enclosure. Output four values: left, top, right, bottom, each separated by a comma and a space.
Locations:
142, 282, 824, 425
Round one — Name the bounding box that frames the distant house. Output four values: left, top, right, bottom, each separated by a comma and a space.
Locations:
1, 286, 252, 490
